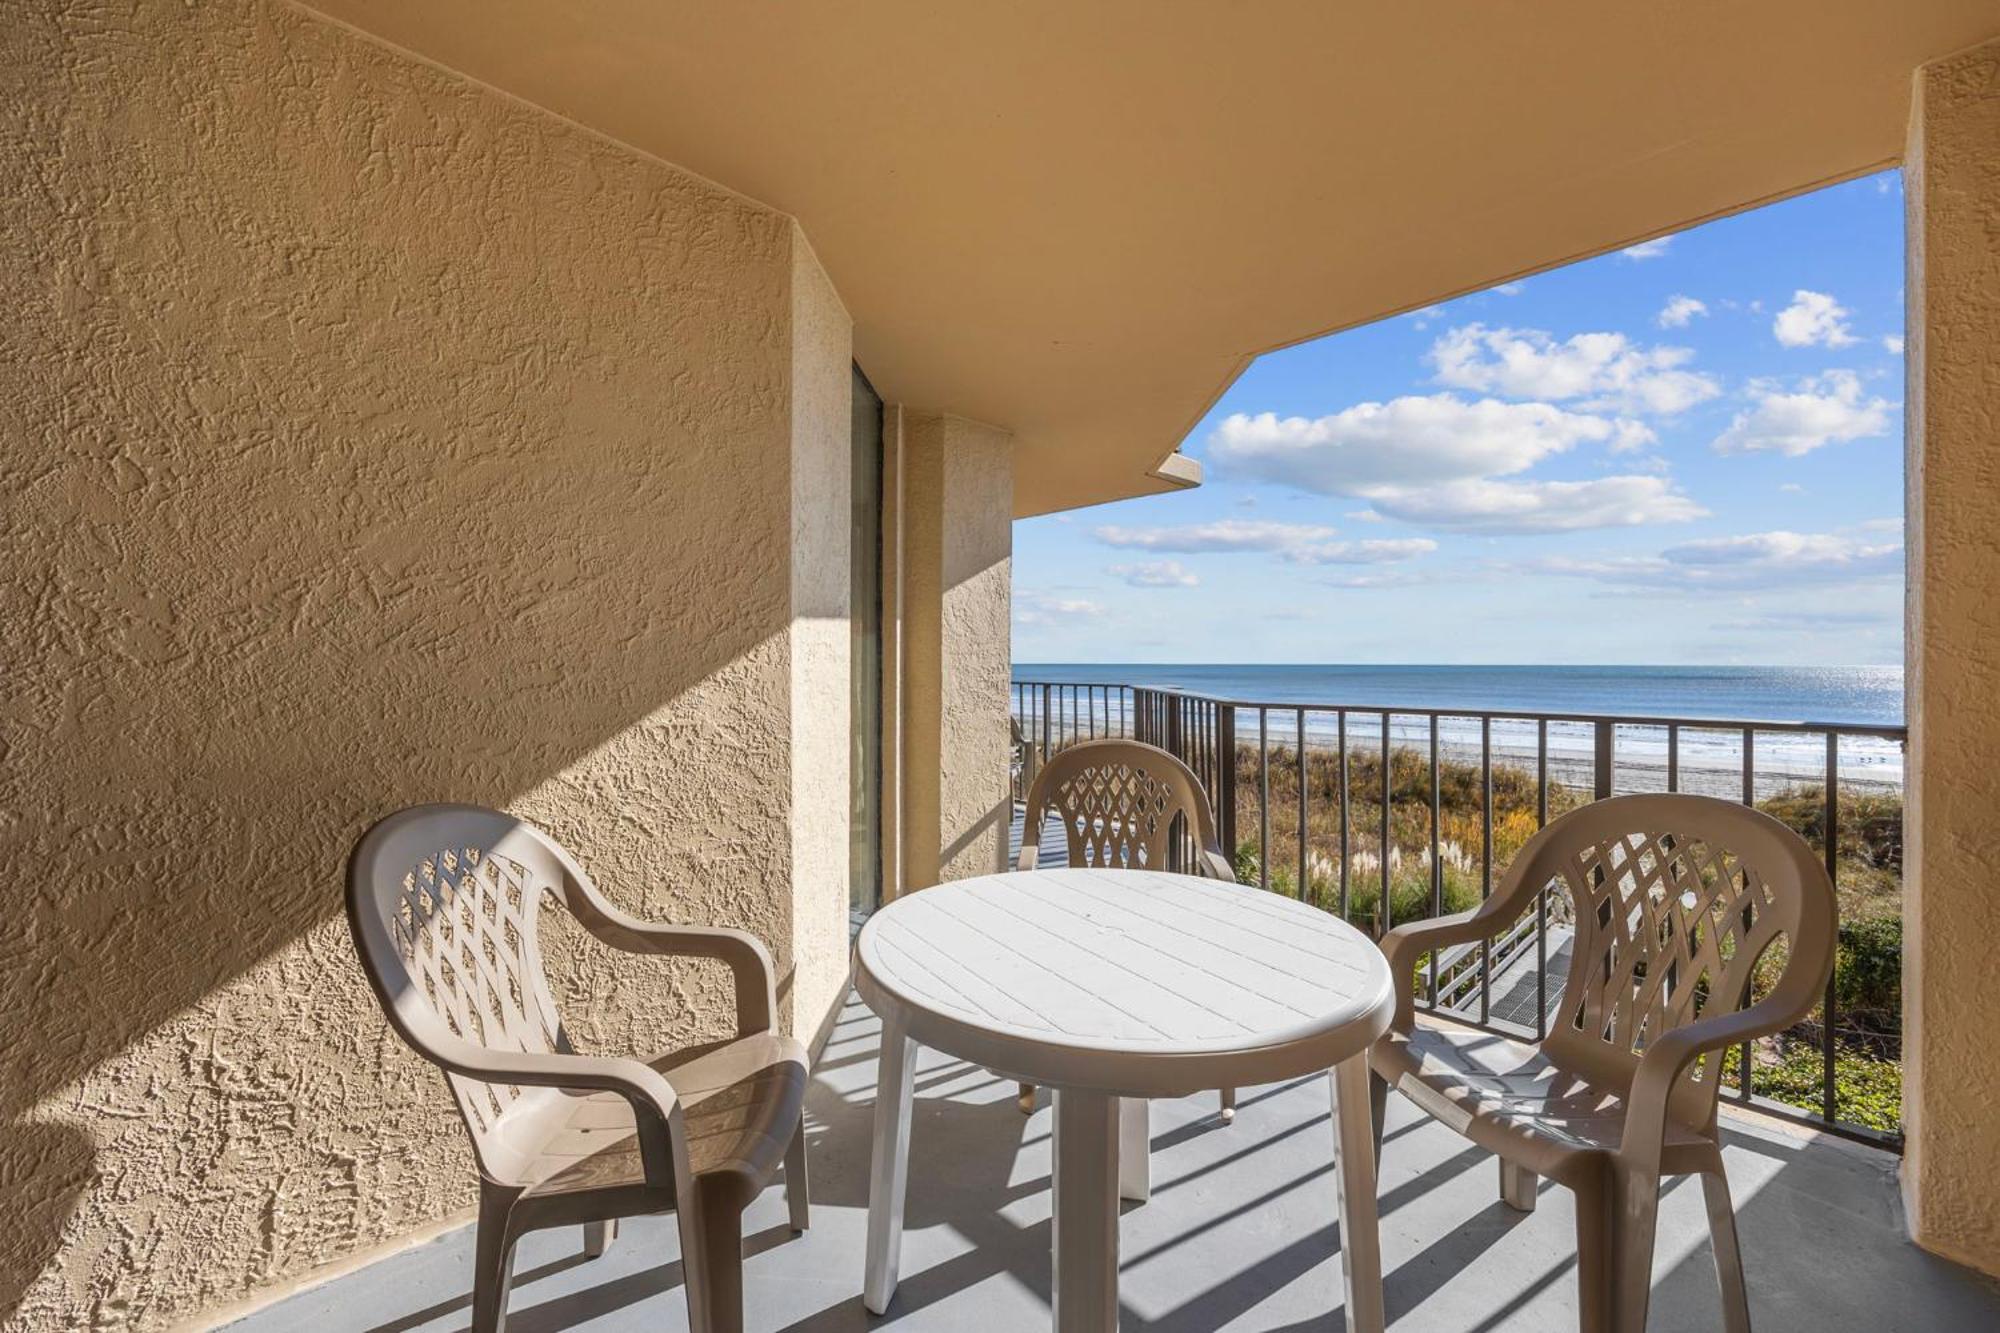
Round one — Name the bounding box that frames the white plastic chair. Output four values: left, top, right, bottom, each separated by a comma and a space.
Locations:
346, 804, 810, 1333
1014, 738, 1240, 1122
1369, 793, 1837, 1332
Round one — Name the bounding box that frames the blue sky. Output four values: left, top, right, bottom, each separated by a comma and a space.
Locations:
1013, 171, 1907, 667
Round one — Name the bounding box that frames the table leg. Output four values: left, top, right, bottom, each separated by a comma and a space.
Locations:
864, 1016, 916, 1315
1330, 1055, 1385, 1333
1118, 1097, 1150, 1203
1053, 1088, 1120, 1331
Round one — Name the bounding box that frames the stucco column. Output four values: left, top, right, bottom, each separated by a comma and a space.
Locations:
897, 411, 1014, 892
785, 235, 855, 1040
1902, 34, 2000, 1279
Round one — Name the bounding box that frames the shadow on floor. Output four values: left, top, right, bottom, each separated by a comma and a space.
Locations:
229, 992, 2000, 1333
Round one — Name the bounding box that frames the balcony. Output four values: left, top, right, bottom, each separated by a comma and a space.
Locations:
1012, 679, 1912, 1147
228, 987, 1997, 1330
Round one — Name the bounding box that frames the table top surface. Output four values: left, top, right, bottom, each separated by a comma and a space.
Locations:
854, 868, 1394, 1089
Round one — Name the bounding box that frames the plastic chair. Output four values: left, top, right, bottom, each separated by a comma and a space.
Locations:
1369, 793, 1837, 1332
346, 804, 810, 1333
1014, 739, 1240, 1121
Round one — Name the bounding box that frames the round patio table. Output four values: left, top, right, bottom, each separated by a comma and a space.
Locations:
855, 866, 1396, 1332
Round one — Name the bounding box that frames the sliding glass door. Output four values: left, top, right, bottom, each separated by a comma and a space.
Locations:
849, 365, 884, 918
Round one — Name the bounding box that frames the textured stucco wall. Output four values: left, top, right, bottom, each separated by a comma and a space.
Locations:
901, 413, 1014, 890
1903, 35, 2000, 1280
0, 1, 851, 1325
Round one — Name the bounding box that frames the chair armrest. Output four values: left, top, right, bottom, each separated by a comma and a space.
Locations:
1379, 904, 1523, 1028
562, 887, 777, 1036
1196, 847, 1237, 882
1618, 991, 1815, 1162
428, 1036, 692, 1189
1017, 842, 1040, 871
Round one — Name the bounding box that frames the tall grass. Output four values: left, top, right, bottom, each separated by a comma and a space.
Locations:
1226, 741, 1906, 1132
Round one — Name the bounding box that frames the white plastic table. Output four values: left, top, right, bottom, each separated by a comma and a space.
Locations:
855, 867, 1396, 1332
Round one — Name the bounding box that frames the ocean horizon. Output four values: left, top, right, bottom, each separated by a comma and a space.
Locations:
1010, 664, 1906, 793
1011, 663, 1904, 727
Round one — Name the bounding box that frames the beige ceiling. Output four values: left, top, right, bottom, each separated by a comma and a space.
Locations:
300, 1, 1999, 518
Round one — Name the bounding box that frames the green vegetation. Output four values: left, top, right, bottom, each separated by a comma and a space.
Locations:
1227, 741, 1905, 1133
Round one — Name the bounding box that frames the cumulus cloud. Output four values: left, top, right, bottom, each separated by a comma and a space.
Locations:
1711, 371, 1894, 456
1495, 281, 1526, 296
1657, 295, 1708, 329
1210, 395, 1619, 493
1013, 590, 1107, 627
1107, 559, 1199, 588
1882, 334, 1904, 355
1092, 518, 1337, 553
1428, 324, 1720, 415
1209, 394, 1705, 534
1516, 529, 1901, 591
1773, 290, 1857, 348
1621, 236, 1674, 260
1367, 476, 1706, 534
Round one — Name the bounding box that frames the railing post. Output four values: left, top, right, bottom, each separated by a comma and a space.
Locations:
1593, 720, 1615, 800
1217, 705, 1238, 868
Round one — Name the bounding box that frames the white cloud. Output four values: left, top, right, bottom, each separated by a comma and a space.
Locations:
1210, 395, 1618, 495
1714, 609, 1895, 633
1210, 393, 1706, 534
1287, 538, 1438, 565
1107, 559, 1200, 588
1882, 334, 1904, 355
1779, 482, 1805, 494
1428, 323, 1720, 415
1656, 295, 1708, 329
1092, 518, 1433, 566
1367, 475, 1706, 534
1405, 303, 1448, 329
1621, 236, 1674, 260
1013, 590, 1107, 627
1711, 371, 1894, 456
1092, 518, 1337, 553
1495, 282, 1526, 296
1315, 570, 1444, 590
1608, 420, 1659, 454
1773, 290, 1858, 348
1517, 529, 1901, 591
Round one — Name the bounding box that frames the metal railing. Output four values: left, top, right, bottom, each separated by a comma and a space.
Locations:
1010, 677, 1908, 1148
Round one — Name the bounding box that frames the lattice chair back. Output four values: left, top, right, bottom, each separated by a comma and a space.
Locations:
1021, 738, 1232, 878
347, 804, 587, 1177
1512, 793, 1835, 1131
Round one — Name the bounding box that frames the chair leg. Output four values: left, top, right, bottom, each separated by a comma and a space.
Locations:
678, 1189, 746, 1333
1218, 1085, 1237, 1122
1572, 1165, 1611, 1333
1701, 1169, 1752, 1333
785, 1120, 812, 1233
582, 1217, 617, 1258
1369, 1069, 1388, 1169
1019, 1081, 1037, 1115
472, 1182, 522, 1333
1610, 1164, 1663, 1333
1500, 1158, 1539, 1212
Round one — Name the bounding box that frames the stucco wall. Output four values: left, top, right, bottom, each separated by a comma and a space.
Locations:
901, 413, 1014, 890
1902, 35, 2000, 1280
0, 1, 851, 1325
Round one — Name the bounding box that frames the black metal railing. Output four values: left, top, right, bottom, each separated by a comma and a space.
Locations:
1010, 677, 1909, 1149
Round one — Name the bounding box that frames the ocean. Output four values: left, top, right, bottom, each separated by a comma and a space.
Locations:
1010, 664, 1906, 794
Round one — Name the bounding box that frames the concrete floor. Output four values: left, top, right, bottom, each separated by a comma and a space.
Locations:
230, 992, 2000, 1332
